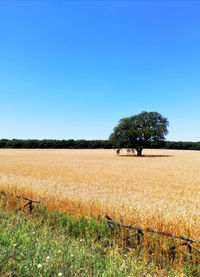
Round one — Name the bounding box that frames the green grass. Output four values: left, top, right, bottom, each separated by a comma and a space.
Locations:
0, 195, 199, 276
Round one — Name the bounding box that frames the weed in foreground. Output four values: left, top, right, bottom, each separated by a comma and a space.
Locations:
1, 195, 200, 276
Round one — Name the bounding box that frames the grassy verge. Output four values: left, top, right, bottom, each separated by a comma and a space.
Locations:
0, 194, 199, 276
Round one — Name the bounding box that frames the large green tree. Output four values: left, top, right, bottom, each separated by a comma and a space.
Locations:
109, 111, 169, 156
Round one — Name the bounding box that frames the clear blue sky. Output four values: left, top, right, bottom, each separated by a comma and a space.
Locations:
1, 1, 200, 141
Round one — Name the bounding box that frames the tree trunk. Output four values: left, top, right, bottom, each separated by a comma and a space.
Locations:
136, 147, 143, 156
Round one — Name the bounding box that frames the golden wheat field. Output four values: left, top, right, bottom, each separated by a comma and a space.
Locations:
1, 148, 200, 238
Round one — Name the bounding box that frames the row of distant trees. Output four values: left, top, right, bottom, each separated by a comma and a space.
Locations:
0, 139, 200, 150
0, 139, 112, 149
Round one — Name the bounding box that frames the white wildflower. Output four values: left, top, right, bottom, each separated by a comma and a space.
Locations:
71, 254, 74, 257
58, 249, 62, 253
46, 256, 50, 260
58, 273, 63, 277
13, 244, 17, 247
37, 264, 42, 269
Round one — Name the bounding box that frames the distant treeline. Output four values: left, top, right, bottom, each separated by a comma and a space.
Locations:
148, 141, 200, 150
0, 139, 200, 150
0, 139, 112, 149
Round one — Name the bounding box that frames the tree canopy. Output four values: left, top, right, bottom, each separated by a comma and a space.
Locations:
109, 111, 169, 156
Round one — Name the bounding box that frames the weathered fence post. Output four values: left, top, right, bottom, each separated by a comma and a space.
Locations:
16, 195, 41, 213
105, 215, 200, 255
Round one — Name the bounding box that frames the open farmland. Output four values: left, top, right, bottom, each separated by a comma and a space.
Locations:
1, 148, 200, 238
